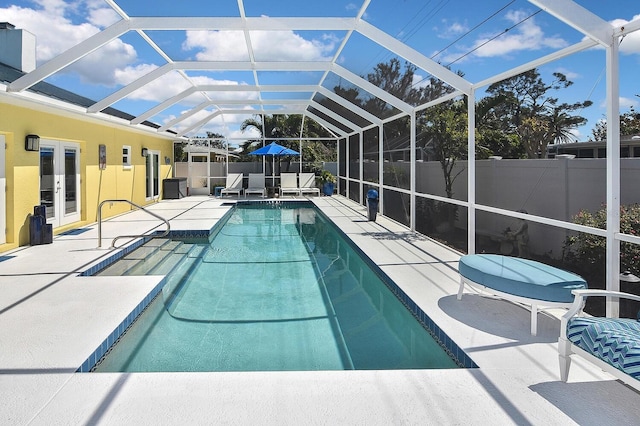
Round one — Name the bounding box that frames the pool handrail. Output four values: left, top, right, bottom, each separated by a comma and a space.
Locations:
98, 199, 170, 248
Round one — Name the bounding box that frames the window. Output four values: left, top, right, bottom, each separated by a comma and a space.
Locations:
122, 145, 131, 169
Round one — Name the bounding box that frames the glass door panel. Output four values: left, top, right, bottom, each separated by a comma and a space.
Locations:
65, 148, 78, 215
40, 147, 55, 219
40, 141, 81, 227
146, 151, 161, 199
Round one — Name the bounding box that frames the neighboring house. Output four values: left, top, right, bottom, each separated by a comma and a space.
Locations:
547, 135, 640, 159
0, 23, 176, 251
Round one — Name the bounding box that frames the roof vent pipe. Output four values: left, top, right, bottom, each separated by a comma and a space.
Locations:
0, 22, 36, 73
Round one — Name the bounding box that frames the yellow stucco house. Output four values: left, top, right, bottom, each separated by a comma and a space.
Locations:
0, 23, 176, 251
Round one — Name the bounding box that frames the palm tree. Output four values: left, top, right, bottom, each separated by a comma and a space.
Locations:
548, 102, 591, 145
240, 114, 335, 171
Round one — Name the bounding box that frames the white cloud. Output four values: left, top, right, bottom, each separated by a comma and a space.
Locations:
183, 30, 337, 62
438, 9, 568, 64
213, 126, 261, 143
168, 108, 216, 132
72, 40, 137, 85
170, 108, 258, 137
412, 73, 431, 89
472, 10, 567, 57
345, 3, 367, 19
183, 31, 250, 61
435, 19, 469, 39
3, 2, 337, 101
597, 96, 638, 109
620, 96, 638, 109
112, 67, 260, 107
32, 0, 67, 16
235, 126, 261, 138
611, 15, 640, 55
252, 31, 337, 61
87, 6, 121, 28
1, 3, 135, 85
554, 67, 580, 80
112, 64, 191, 101
568, 128, 581, 141
580, 15, 640, 55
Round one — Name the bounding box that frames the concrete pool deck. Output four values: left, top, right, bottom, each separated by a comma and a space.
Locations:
1, 195, 639, 425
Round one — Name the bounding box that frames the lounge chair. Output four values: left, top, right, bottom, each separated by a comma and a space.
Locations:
298, 173, 320, 197
245, 173, 266, 197
220, 173, 243, 197
279, 173, 300, 196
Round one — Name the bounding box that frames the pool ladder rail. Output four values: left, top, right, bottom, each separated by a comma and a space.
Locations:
97, 199, 170, 248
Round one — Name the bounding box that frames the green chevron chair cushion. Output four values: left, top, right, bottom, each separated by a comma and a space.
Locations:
567, 317, 640, 380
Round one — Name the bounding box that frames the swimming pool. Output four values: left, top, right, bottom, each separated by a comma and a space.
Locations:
91, 201, 470, 372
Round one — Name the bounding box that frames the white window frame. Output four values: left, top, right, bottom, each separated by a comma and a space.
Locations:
122, 145, 132, 170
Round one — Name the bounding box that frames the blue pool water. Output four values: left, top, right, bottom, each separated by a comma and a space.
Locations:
93, 202, 462, 372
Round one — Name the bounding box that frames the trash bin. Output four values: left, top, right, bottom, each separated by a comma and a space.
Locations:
162, 178, 187, 199
30, 204, 52, 245
29, 214, 43, 245
366, 189, 379, 221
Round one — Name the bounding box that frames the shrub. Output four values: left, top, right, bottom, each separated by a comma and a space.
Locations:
320, 170, 336, 184
565, 203, 640, 277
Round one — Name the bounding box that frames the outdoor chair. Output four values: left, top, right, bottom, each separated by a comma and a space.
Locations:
220, 173, 243, 197
559, 289, 640, 391
245, 173, 266, 197
280, 173, 300, 196
298, 173, 320, 197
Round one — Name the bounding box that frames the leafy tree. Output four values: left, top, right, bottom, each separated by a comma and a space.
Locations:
518, 115, 550, 159
418, 99, 468, 198
173, 132, 226, 161
331, 59, 471, 203
548, 103, 591, 144
476, 95, 525, 158
239, 114, 335, 171
363, 58, 428, 114
205, 132, 226, 149
476, 129, 523, 159
590, 106, 640, 141
482, 69, 592, 158
363, 62, 471, 230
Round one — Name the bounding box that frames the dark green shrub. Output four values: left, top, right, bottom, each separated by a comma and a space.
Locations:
565, 203, 640, 277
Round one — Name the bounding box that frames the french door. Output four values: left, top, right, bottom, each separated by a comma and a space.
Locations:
40, 140, 81, 227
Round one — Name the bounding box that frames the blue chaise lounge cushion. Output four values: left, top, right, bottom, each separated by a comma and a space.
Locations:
567, 317, 640, 380
458, 254, 587, 303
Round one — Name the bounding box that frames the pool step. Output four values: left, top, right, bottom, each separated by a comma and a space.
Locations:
97, 238, 199, 277
162, 245, 207, 310
96, 238, 172, 276
147, 243, 195, 275
126, 240, 184, 275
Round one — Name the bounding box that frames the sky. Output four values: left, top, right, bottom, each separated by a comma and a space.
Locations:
1, 0, 639, 146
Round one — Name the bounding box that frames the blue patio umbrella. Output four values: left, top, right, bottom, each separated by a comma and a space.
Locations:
249, 142, 300, 186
